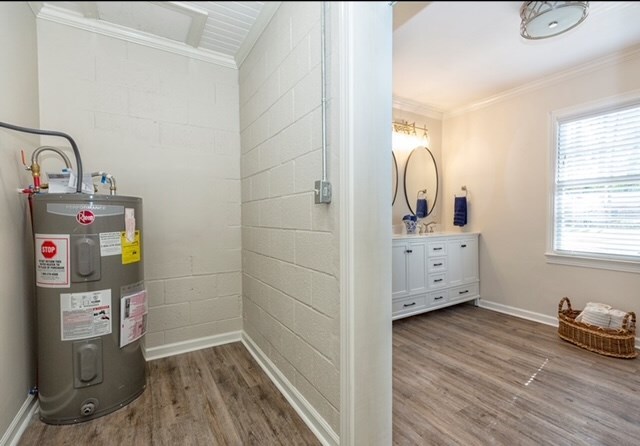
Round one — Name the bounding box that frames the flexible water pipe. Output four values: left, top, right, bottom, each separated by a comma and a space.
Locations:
31, 146, 73, 169
0, 121, 84, 193
91, 171, 117, 195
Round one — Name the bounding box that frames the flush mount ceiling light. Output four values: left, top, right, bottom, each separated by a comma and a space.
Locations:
520, 1, 589, 40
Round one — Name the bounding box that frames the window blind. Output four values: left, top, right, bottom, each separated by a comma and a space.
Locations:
554, 104, 640, 259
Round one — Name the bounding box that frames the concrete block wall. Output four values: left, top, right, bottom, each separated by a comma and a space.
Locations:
239, 2, 341, 433
36, 20, 243, 348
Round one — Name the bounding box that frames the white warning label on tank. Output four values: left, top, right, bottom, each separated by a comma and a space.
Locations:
35, 234, 70, 288
99, 231, 122, 256
60, 289, 112, 341
120, 289, 148, 348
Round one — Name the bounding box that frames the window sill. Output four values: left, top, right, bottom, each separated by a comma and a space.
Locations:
545, 252, 640, 274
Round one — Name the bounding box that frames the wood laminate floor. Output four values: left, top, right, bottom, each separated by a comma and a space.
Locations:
19, 342, 320, 446
393, 304, 640, 446
19, 305, 640, 446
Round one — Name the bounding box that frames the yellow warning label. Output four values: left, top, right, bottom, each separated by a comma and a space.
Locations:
121, 230, 141, 265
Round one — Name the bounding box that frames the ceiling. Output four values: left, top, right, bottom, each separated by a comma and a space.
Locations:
393, 1, 640, 113
30, 1, 270, 66
30, 2, 640, 113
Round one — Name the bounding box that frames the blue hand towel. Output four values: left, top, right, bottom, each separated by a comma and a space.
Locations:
453, 196, 467, 227
416, 198, 428, 219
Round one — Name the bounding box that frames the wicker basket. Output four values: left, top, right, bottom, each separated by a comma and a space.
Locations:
557, 297, 637, 359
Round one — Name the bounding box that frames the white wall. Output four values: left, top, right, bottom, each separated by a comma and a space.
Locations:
0, 1, 39, 438
239, 1, 341, 434
36, 20, 243, 348
442, 51, 640, 317
343, 3, 394, 443
392, 109, 442, 230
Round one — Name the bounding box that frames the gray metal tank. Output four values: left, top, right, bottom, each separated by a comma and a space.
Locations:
31, 193, 146, 424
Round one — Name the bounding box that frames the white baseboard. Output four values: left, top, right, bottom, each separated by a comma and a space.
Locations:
143, 331, 242, 361
477, 299, 559, 327
478, 298, 640, 350
241, 333, 339, 446
1, 394, 38, 446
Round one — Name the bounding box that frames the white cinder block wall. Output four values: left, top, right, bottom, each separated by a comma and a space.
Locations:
36, 20, 243, 349
442, 51, 640, 319
0, 2, 39, 440
239, 2, 341, 433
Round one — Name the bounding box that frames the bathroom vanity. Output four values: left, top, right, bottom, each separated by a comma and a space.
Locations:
392, 232, 480, 320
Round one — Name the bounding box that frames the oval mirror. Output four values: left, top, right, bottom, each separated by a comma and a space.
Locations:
404, 146, 438, 218
392, 151, 398, 205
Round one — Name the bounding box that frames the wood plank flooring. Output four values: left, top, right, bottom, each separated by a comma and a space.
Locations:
393, 304, 640, 446
19, 305, 640, 445
19, 342, 320, 446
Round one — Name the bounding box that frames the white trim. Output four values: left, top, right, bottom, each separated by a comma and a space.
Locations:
545, 252, 640, 274
446, 44, 640, 118
338, 3, 393, 444
546, 91, 640, 272
338, 2, 354, 445
477, 299, 558, 327
241, 333, 338, 446
143, 331, 242, 361
478, 298, 640, 350
392, 96, 444, 120
27, 2, 43, 17
35, 4, 237, 68
235, 2, 281, 68
548, 89, 640, 122
157, 2, 209, 48
1, 394, 38, 446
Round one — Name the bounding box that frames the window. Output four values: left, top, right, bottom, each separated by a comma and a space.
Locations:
550, 101, 640, 269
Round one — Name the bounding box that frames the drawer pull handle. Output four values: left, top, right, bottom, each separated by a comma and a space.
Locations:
433, 247, 442, 251
403, 302, 416, 308
434, 296, 444, 300
459, 290, 469, 295
461, 244, 467, 248
433, 262, 443, 266
405, 249, 413, 253
434, 278, 443, 283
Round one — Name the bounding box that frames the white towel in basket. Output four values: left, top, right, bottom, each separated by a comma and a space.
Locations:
608, 309, 628, 330
575, 302, 611, 328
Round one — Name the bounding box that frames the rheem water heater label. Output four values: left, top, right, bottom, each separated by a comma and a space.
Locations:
35, 234, 70, 288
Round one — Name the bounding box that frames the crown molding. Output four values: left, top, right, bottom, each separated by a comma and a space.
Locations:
445, 44, 640, 119
28, 1, 43, 16
392, 96, 444, 120
236, 2, 281, 67
35, 3, 237, 69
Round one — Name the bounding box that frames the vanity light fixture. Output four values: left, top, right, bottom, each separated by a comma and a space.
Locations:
392, 120, 429, 147
520, 1, 589, 40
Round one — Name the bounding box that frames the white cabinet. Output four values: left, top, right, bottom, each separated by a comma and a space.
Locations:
391, 239, 427, 299
392, 233, 480, 320
447, 237, 478, 287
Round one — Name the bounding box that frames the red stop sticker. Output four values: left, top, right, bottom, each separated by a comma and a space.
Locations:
41, 240, 57, 259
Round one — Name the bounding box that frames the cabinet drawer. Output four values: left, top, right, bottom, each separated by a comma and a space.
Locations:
427, 242, 446, 257
448, 282, 480, 301
428, 272, 447, 289
427, 291, 448, 306
392, 295, 427, 315
427, 257, 447, 273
